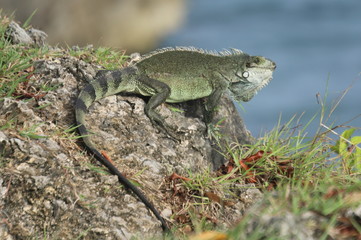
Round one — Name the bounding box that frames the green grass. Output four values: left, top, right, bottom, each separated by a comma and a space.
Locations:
0, 13, 50, 98
0, 13, 128, 139
19, 123, 48, 139
164, 90, 361, 239
68, 45, 128, 70
0, 13, 128, 102
226, 177, 361, 240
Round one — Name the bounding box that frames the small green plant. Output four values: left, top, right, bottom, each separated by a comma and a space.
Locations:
78, 194, 98, 209
75, 227, 92, 240
56, 125, 84, 140
207, 117, 226, 144
331, 128, 361, 173
168, 106, 184, 113
86, 163, 110, 175
19, 123, 48, 139
0, 118, 16, 131
0, 14, 49, 99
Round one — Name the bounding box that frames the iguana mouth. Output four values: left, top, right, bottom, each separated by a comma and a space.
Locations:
257, 66, 276, 70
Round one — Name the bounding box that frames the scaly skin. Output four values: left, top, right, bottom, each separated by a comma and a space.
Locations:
75, 46, 276, 231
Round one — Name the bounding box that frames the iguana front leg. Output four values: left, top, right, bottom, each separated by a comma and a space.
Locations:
204, 79, 229, 124
136, 75, 178, 139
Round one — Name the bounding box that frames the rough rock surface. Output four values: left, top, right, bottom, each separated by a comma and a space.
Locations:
0, 23, 259, 239
5, 21, 47, 47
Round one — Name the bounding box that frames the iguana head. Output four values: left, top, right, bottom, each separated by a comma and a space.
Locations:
227, 55, 276, 102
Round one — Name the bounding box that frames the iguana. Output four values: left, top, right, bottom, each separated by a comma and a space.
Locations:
75, 46, 276, 231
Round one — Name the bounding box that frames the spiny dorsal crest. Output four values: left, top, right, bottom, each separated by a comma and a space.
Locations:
136, 46, 245, 63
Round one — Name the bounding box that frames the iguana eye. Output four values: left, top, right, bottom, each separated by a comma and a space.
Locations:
242, 71, 249, 78
254, 57, 261, 64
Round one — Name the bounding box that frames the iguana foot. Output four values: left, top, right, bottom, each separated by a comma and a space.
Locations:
151, 119, 181, 142
145, 106, 181, 141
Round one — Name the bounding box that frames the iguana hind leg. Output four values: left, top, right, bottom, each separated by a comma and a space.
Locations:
137, 75, 178, 139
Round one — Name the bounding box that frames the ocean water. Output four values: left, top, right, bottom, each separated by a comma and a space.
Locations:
162, 0, 361, 136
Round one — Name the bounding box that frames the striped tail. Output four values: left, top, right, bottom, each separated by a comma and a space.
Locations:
75, 72, 169, 231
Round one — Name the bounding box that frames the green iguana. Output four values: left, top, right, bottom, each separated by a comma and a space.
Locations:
75, 47, 276, 231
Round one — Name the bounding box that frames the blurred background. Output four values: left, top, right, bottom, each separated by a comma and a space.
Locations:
1, 0, 360, 135
0, 0, 186, 52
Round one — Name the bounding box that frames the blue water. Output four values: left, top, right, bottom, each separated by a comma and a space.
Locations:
162, 0, 361, 136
